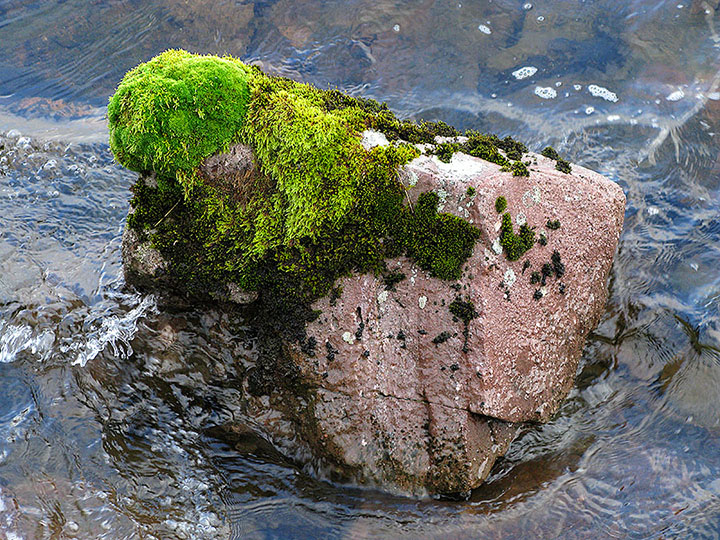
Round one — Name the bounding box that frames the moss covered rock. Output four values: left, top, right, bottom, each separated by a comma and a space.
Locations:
110, 50, 484, 306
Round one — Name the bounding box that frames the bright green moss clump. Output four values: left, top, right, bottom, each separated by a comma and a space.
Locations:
110, 50, 482, 304
495, 196, 507, 213
108, 50, 252, 175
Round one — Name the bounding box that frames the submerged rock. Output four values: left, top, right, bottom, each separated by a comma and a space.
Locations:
112, 50, 625, 496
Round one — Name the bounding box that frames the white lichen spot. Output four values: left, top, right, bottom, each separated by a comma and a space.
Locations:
361, 129, 390, 150
361, 438, 368, 446
540, 286, 547, 297
588, 84, 618, 102
585, 106, 595, 115
393, 24, 400, 32
512, 66, 537, 80
342, 331, 355, 344
522, 185, 541, 206
515, 212, 526, 226
478, 24, 491, 34
607, 114, 620, 121
666, 89, 685, 102
504, 268, 517, 287
534, 86, 557, 99
492, 238, 503, 255
436, 188, 449, 210
647, 206, 659, 215
418, 296, 428, 309
573, 84, 582, 91
484, 248, 497, 263
378, 291, 389, 304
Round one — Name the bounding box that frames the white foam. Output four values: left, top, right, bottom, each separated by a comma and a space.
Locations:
0, 322, 55, 363
588, 84, 619, 102
534, 86, 557, 99
512, 66, 537, 80
65, 295, 157, 367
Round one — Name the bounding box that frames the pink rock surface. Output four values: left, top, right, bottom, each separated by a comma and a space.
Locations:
123, 141, 625, 495
284, 147, 625, 492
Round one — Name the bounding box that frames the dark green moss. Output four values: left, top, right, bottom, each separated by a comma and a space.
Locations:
546, 219, 561, 230
541, 146, 560, 160
434, 142, 459, 163
383, 270, 406, 291
537, 233, 548, 246
465, 186, 476, 197
540, 146, 572, 174
551, 250, 565, 278
495, 196, 507, 213
432, 331, 452, 345
530, 271, 541, 284
490, 135, 527, 161
499, 213, 535, 261
448, 297, 477, 325
510, 161, 529, 177
555, 158, 572, 174
400, 192, 480, 281
449, 296, 477, 353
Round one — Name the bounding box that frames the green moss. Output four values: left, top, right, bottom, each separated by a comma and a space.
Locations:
108, 50, 252, 176
466, 186, 476, 197
110, 50, 483, 308
448, 297, 477, 325
499, 212, 535, 261
541, 146, 560, 160
555, 158, 572, 174
434, 142, 459, 163
400, 192, 480, 281
495, 196, 507, 213
489, 135, 527, 161
540, 146, 572, 174
509, 161, 529, 177
546, 219, 561, 230
461, 133, 509, 167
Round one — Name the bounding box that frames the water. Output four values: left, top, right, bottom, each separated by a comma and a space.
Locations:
1, 0, 719, 538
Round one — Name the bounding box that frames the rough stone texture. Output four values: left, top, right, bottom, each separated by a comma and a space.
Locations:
122, 139, 625, 495
269, 145, 625, 493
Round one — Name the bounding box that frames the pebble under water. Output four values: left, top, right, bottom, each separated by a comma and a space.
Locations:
1, 0, 720, 538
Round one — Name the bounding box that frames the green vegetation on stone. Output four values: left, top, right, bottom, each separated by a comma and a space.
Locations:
110, 50, 484, 305
108, 49, 252, 175
509, 161, 529, 177
495, 196, 507, 213
499, 213, 535, 261
541, 145, 572, 174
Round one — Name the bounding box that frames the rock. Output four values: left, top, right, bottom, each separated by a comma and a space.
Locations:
123, 138, 624, 494
272, 145, 624, 493
112, 52, 625, 495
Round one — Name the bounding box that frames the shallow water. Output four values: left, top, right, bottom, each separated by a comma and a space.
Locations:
1, 0, 720, 538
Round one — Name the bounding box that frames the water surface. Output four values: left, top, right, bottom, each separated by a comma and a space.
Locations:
1, 1, 720, 538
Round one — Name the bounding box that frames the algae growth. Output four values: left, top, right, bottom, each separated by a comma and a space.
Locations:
109, 50, 485, 304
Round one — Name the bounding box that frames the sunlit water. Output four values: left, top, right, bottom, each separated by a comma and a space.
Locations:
1, 0, 720, 538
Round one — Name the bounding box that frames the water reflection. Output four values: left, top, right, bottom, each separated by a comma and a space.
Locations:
0, 0, 719, 538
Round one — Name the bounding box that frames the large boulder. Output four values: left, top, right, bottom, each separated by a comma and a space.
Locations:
123, 138, 625, 495
113, 50, 625, 496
